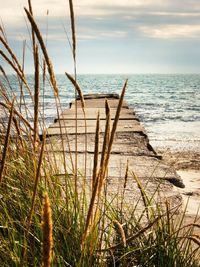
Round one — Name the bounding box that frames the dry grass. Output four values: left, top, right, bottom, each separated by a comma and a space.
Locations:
33, 45, 40, 150
65, 72, 85, 111
42, 192, 53, 267
28, 0, 36, 65
0, 35, 24, 73
68, 0, 76, 62
0, 50, 32, 97
92, 112, 100, 191
24, 8, 59, 97
0, 99, 14, 184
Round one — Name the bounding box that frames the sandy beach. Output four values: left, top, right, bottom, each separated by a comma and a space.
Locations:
177, 170, 200, 215
158, 149, 200, 226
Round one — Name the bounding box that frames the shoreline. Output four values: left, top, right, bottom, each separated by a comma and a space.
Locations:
157, 147, 200, 219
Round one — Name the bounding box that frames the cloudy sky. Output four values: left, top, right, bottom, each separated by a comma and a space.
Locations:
1, 0, 200, 74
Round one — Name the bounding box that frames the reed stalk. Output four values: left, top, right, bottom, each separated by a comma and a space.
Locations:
120, 160, 129, 216
100, 215, 162, 251
0, 79, 10, 103
0, 50, 32, 97
0, 35, 24, 73
65, 72, 85, 110
65, 72, 88, 180
0, 99, 14, 184
42, 192, 53, 267
81, 174, 99, 248
186, 236, 200, 247
92, 112, 100, 191
21, 135, 46, 263
132, 171, 150, 221
82, 82, 127, 247
28, 0, 36, 65
12, 116, 24, 149
68, 0, 76, 61
82, 114, 100, 247
0, 52, 30, 124
33, 45, 40, 150
123, 160, 129, 191
0, 66, 13, 93
26, 135, 45, 229
19, 40, 27, 116
68, 0, 79, 200
96, 100, 111, 202
24, 7, 72, 176
24, 8, 58, 97
42, 59, 46, 124
0, 43, 33, 124
102, 80, 127, 176
0, 23, 7, 41
100, 100, 111, 168
0, 101, 34, 132
98, 80, 127, 198
113, 220, 127, 248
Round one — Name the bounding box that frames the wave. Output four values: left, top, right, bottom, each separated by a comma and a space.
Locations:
1, 74, 200, 147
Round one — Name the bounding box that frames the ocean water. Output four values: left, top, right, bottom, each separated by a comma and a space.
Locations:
1, 74, 200, 151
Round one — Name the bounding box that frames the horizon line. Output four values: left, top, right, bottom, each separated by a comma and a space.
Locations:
2, 72, 200, 76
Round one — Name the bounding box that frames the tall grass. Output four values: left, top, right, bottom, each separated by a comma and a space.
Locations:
0, 1, 199, 266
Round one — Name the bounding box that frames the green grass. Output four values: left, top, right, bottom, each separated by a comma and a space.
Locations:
0, 1, 200, 266
0, 148, 199, 266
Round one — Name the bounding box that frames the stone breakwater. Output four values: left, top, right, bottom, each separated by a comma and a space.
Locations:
45, 93, 185, 210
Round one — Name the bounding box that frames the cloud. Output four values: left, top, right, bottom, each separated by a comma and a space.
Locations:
1, 0, 200, 74
5, 1, 200, 41
139, 24, 200, 39
1, 0, 155, 20
78, 30, 127, 40
1, 0, 200, 20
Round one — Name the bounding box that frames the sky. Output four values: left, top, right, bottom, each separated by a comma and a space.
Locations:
1, 0, 200, 74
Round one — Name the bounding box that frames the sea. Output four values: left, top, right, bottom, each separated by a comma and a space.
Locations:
1, 74, 200, 152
